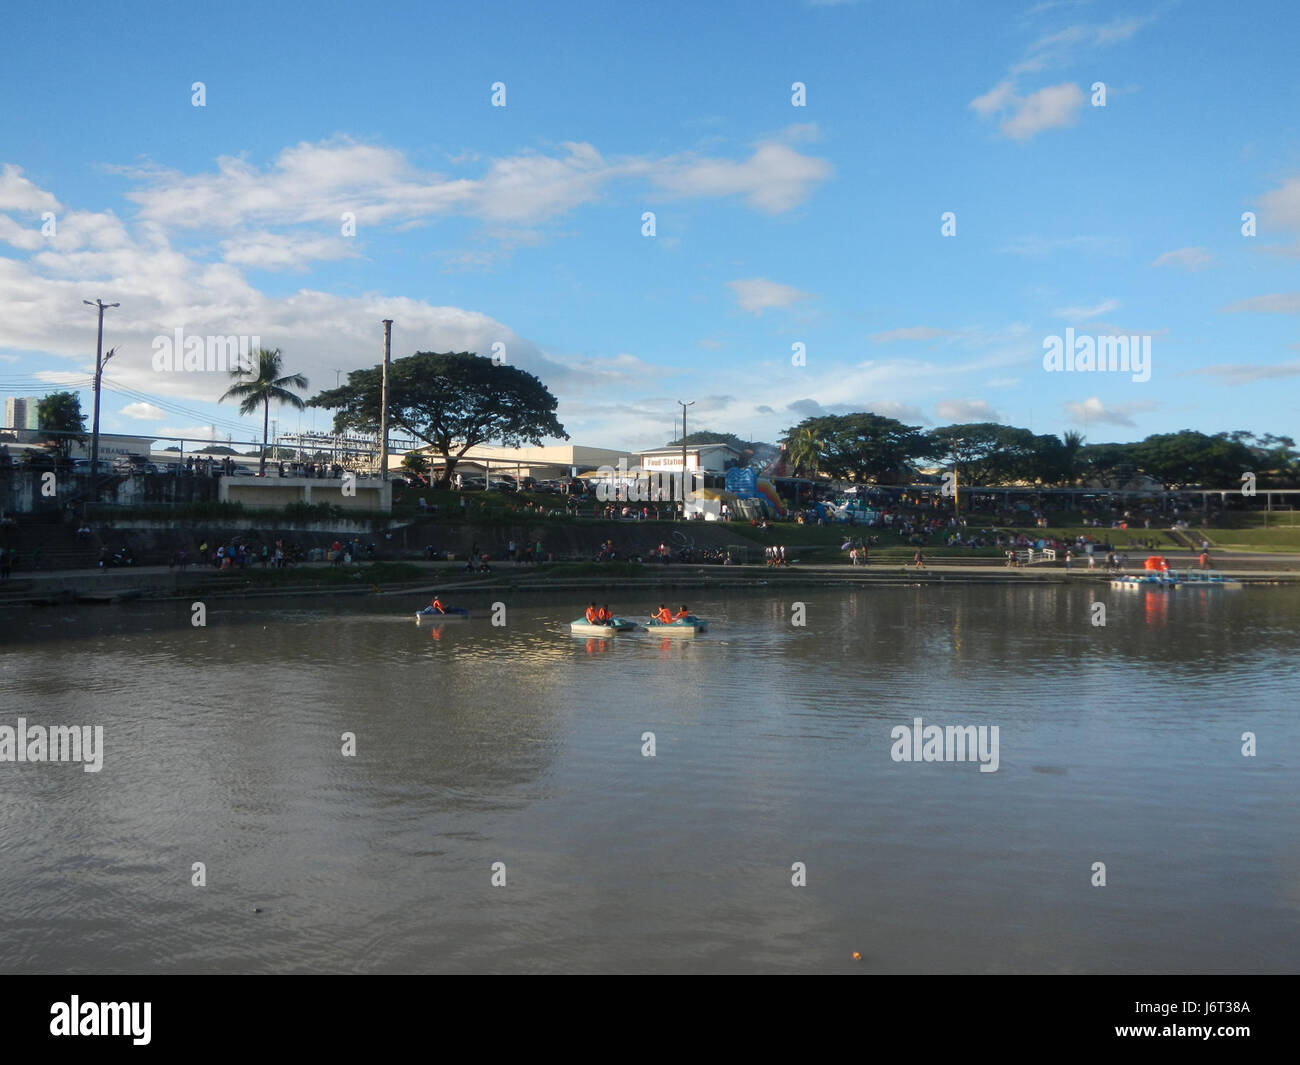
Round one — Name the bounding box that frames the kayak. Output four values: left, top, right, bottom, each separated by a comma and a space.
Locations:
646, 615, 708, 635
416, 606, 470, 619
570, 617, 638, 635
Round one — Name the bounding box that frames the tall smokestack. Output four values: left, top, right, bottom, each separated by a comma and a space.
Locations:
381, 319, 392, 481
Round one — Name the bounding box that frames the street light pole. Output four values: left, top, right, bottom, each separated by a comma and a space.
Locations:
381, 320, 392, 481
677, 399, 694, 519
83, 298, 119, 496
952, 445, 961, 520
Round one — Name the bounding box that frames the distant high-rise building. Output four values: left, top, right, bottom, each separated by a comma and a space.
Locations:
4, 397, 40, 431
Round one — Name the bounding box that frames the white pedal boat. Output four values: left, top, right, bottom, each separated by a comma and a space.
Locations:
570, 616, 638, 635
645, 615, 708, 636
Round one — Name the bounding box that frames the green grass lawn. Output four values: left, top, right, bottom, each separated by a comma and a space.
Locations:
1201, 528, 1300, 552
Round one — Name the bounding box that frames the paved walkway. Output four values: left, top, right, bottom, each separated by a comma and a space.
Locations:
3, 554, 1295, 593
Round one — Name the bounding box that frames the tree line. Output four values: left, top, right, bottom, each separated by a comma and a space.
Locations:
17, 356, 1297, 492
780, 414, 1299, 490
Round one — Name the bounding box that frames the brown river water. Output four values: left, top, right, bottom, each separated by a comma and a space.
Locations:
0, 583, 1296, 973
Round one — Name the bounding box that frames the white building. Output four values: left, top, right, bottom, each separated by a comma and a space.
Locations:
69, 433, 156, 461
4, 397, 40, 435
404, 442, 635, 480
637, 443, 742, 476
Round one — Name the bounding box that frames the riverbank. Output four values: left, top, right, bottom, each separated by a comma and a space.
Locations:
3, 557, 1298, 609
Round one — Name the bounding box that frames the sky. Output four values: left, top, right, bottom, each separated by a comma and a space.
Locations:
1, 0, 1299, 453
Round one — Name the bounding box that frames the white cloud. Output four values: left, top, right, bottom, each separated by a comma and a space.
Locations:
652, 140, 832, 213
0, 165, 59, 213
970, 81, 1018, 118
0, 214, 47, 251
726, 278, 813, 314
935, 398, 1001, 422
157, 425, 224, 441
114, 135, 831, 247
219, 231, 363, 272
971, 77, 1084, 140
1052, 298, 1119, 320
1259, 176, 1300, 228
119, 401, 166, 420
1014, 15, 1157, 74
1000, 83, 1085, 140
1064, 396, 1157, 427
1152, 246, 1213, 271
1187, 361, 1300, 384
870, 326, 950, 343
1257, 176, 1300, 256
1222, 292, 1300, 314
974, 14, 1154, 138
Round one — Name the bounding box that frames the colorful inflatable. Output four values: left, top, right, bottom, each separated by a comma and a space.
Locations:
755, 479, 785, 514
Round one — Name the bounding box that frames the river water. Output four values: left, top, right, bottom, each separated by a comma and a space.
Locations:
1, 583, 1296, 973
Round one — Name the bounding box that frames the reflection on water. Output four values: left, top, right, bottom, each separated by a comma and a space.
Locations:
0, 584, 1297, 973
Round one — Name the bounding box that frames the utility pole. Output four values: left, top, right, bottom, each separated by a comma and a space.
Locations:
951, 445, 961, 520
381, 320, 392, 481
83, 298, 119, 497
678, 399, 694, 519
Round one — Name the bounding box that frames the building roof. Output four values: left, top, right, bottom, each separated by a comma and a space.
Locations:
639, 442, 742, 457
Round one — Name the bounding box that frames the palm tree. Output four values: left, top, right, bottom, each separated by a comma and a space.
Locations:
787, 426, 825, 479
220, 349, 308, 476
1062, 429, 1085, 486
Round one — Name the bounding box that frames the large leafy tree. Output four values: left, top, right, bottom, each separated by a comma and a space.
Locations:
667, 430, 753, 452
1227, 431, 1299, 487
926, 423, 1063, 485
37, 391, 87, 461
665, 430, 756, 468
782, 413, 929, 483
309, 351, 567, 488
1079, 442, 1141, 489
220, 348, 309, 476
1132, 430, 1255, 489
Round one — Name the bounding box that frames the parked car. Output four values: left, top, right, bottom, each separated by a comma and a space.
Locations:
72, 458, 115, 474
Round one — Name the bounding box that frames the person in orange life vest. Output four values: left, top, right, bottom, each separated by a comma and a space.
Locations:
597, 604, 612, 623
430, 595, 447, 614
674, 605, 691, 620
585, 602, 601, 624
654, 604, 674, 624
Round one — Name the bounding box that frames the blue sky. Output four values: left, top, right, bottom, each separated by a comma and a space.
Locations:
2, 0, 1299, 452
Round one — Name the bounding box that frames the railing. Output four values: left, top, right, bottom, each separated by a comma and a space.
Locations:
1015, 548, 1057, 564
